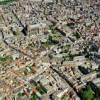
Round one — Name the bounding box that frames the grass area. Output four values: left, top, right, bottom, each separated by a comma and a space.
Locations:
97, 85, 100, 88
61, 95, 68, 100
51, 30, 62, 41
17, 92, 38, 100
0, 56, 12, 63
31, 93, 38, 100
42, 28, 61, 49
42, 41, 53, 49
0, 0, 16, 5
17, 92, 25, 97
0, 56, 7, 62
36, 83, 47, 94
30, 80, 47, 95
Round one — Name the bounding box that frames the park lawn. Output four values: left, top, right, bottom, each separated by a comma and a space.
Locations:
0, 0, 16, 5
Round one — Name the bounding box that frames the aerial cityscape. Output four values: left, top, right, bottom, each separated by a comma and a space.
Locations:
0, 0, 100, 100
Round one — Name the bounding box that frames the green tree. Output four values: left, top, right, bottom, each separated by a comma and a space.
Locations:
80, 85, 95, 100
